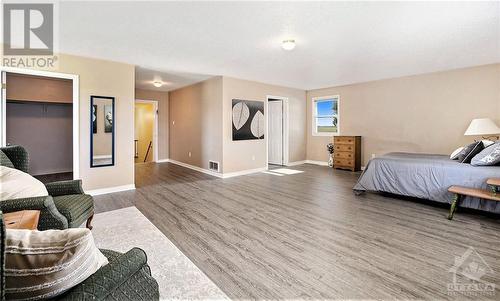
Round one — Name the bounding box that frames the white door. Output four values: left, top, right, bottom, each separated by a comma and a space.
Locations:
268, 100, 283, 165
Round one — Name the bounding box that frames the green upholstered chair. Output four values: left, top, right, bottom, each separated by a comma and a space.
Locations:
0, 145, 94, 230
0, 211, 160, 300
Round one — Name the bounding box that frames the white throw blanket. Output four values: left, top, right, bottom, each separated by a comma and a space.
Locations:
0, 166, 48, 201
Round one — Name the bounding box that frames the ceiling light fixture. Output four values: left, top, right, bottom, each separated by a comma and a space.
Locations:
281, 39, 296, 51
153, 81, 163, 88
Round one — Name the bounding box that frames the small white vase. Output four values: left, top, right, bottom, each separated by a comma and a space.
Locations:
328, 154, 334, 167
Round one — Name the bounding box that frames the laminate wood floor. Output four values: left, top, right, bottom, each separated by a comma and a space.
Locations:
94, 163, 500, 300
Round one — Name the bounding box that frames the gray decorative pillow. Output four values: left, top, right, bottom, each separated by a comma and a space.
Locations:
458, 141, 484, 163
5, 228, 108, 300
471, 142, 500, 166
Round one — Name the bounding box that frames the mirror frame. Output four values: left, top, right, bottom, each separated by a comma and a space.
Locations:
90, 95, 115, 168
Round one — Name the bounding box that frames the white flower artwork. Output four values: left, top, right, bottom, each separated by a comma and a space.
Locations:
250, 111, 264, 139
232, 101, 250, 130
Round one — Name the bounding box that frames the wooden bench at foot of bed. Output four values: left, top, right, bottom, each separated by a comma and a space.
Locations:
448, 180, 500, 220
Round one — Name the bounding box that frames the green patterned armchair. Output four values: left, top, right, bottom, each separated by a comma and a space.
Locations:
0, 211, 160, 300
0, 145, 94, 230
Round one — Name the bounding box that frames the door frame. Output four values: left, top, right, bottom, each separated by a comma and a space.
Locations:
135, 99, 158, 163
265, 95, 289, 168
0, 67, 80, 179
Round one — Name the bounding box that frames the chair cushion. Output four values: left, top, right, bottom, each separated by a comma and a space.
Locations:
53, 194, 94, 228
5, 228, 108, 300
0, 150, 14, 169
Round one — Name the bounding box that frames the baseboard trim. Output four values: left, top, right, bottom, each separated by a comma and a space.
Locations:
33, 169, 73, 176
167, 159, 223, 178
86, 184, 136, 196
156, 159, 169, 163
305, 160, 329, 166
92, 155, 112, 159
166, 159, 267, 179
222, 167, 267, 178
286, 160, 306, 166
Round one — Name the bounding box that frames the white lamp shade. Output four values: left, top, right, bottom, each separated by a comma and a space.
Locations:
464, 118, 500, 136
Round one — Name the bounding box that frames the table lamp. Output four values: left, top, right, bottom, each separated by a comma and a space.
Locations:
464, 118, 500, 140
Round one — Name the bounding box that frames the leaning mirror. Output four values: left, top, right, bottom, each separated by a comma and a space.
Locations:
90, 96, 115, 167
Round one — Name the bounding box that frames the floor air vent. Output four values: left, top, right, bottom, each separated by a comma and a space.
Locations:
209, 161, 220, 172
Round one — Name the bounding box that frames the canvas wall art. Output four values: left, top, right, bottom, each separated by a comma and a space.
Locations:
92, 105, 97, 133
104, 104, 113, 133
232, 99, 264, 141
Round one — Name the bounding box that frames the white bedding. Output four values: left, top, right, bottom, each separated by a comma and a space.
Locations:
0, 166, 48, 201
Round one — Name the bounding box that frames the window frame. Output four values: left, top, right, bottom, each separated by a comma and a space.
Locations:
311, 95, 340, 137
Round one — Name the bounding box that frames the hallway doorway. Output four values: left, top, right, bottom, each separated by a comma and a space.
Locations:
135, 100, 158, 163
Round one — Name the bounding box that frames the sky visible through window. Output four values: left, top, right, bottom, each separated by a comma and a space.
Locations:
316, 99, 337, 127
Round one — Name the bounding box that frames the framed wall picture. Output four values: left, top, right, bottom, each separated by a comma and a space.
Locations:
104, 104, 113, 133
232, 99, 264, 141
92, 105, 97, 134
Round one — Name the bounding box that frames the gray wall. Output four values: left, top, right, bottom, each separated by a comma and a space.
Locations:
6, 102, 73, 175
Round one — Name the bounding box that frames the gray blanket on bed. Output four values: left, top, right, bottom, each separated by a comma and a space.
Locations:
353, 152, 500, 213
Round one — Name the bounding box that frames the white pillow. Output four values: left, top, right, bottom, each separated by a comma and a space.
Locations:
5, 228, 108, 300
482, 140, 495, 148
450, 146, 464, 160
0, 166, 48, 201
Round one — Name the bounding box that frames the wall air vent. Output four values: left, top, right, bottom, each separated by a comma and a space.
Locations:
209, 161, 220, 172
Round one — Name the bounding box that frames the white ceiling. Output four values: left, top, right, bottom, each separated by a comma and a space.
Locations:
135, 67, 212, 92
59, 1, 500, 91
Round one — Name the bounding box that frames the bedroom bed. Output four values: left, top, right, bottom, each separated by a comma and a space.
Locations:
353, 152, 500, 214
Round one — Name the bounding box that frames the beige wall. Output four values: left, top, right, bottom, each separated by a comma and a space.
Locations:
135, 88, 169, 160
222, 76, 306, 173
6, 53, 136, 191
169, 76, 223, 170
168, 75, 307, 174
306, 64, 500, 166
134, 102, 155, 163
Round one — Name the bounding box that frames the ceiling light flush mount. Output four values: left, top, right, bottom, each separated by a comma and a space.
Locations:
281, 39, 296, 51
153, 81, 163, 88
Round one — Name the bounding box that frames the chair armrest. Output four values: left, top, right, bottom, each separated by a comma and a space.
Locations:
57, 248, 155, 300
0, 196, 51, 213
0, 196, 68, 230
45, 180, 84, 196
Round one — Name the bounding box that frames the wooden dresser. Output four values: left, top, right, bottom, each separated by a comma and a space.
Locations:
333, 136, 361, 172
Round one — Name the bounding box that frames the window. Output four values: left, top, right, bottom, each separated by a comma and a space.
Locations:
312, 96, 339, 136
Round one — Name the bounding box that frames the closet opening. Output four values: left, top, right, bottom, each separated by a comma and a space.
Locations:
4, 72, 74, 183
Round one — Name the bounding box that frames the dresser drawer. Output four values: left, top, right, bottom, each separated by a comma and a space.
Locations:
334, 136, 355, 145
334, 158, 354, 167
334, 144, 354, 152
335, 151, 353, 159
